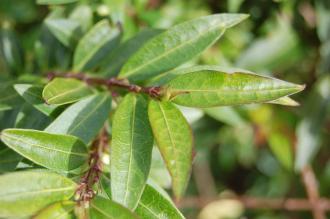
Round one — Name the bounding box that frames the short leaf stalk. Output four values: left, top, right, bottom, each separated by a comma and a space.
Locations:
75, 128, 109, 207
47, 72, 163, 99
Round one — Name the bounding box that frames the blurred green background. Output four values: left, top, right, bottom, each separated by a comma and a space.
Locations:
0, 0, 329, 218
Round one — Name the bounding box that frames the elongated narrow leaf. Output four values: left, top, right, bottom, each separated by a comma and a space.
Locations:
14, 84, 58, 116
90, 196, 139, 219
101, 29, 163, 77
136, 185, 184, 219
0, 143, 22, 172
166, 68, 305, 108
111, 94, 154, 210
148, 100, 193, 198
37, 0, 78, 4
0, 171, 76, 218
45, 93, 111, 144
43, 78, 94, 105
267, 96, 299, 106
73, 20, 121, 72
119, 14, 248, 82
34, 201, 75, 219
45, 19, 81, 48
0, 129, 88, 172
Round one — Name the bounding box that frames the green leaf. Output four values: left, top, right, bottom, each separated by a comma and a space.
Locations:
69, 5, 93, 33
268, 132, 293, 170
14, 84, 58, 116
37, 0, 78, 5
34, 201, 75, 219
0, 83, 23, 111
45, 18, 81, 48
0, 129, 88, 172
267, 96, 300, 106
90, 196, 139, 219
119, 13, 248, 82
136, 184, 184, 219
148, 100, 193, 198
166, 67, 305, 108
73, 20, 121, 72
45, 93, 111, 144
111, 94, 154, 210
0, 143, 22, 172
101, 29, 163, 77
0, 170, 76, 218
43, 78, 94, 105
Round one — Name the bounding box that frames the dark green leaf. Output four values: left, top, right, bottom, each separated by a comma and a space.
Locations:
119, 14, 248, 82
0, 170, 76, 218
0, 83, 23, 111
37, 0, 78, 5
0, 142, 22, 172
136, 184, 184, 219
43, 78, 94, 105
73, 20, 121, 72
111, 94, 154, 210
90, 196, 139, 219
0, 129, 88, 172
148, 100, 193, 198
45, 93, 111, 144
33, 201, 75, 219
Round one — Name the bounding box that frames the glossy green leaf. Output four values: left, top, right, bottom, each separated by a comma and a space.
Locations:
166, 68, 305, 108
119, 13, 248, 82
43, 78, 94, 105
90, 196, 139, 219
37, 0, 78, 5
14, 84, 58, 116
45, 18, 81, 48
33, 201, 75, 219
45, 93, 111, 144
0, 171, 76, 218
148, 100, 193, 198
111, 94, 154, 210
0, 129, 88, 172
136, 184, 184, 219
0, 143, 22, 172
73, 20, 121, 72
101, 29, 162, 77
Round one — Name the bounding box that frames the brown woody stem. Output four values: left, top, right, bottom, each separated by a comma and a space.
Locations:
47, 72, 162, 99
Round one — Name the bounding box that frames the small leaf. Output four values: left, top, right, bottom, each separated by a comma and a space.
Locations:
73, 20, 121, 72
43, 78, 94, 105
45, 93, 111, 144
45, 18, 81, 48
90, 196, 139, 219
101, 29, 163, 77
119, 14, 248, 82
111, 94, 154, 210
267, 96, 300, 106
136, 184, 184, 219
37, 0, 78, 5
14, 84, 58, 116
0, 129, 88, 172
166, 68, 305, 108
33, 201, 75, 219
0, 170, 76, 218
148, 100, 193, 198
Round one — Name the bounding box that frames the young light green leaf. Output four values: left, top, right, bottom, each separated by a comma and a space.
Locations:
148, 100, 193, 198
33, 201, 75, 219
37, 0, 78, 5
73, 20, 121, 72
0, 171, 76, 218
111, 94, 154, 210
90, 196, 139, 219
0, 129, 88, 172
14, 84, 58, 116
101, 29, 163, 77
45, 93, 111, 144
136, 184, 184, 219
43, 78, 94, 105
45, 19, 81, 48
166, 69, 305, 108
119, 13, 248, 82
267, 96, 299, 106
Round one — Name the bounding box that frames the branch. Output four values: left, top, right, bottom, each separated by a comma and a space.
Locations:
47, 72, 162, 99
177, 196, 330, 211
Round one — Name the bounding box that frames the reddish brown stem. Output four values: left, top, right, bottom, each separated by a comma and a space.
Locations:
47, 72, 162, 99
